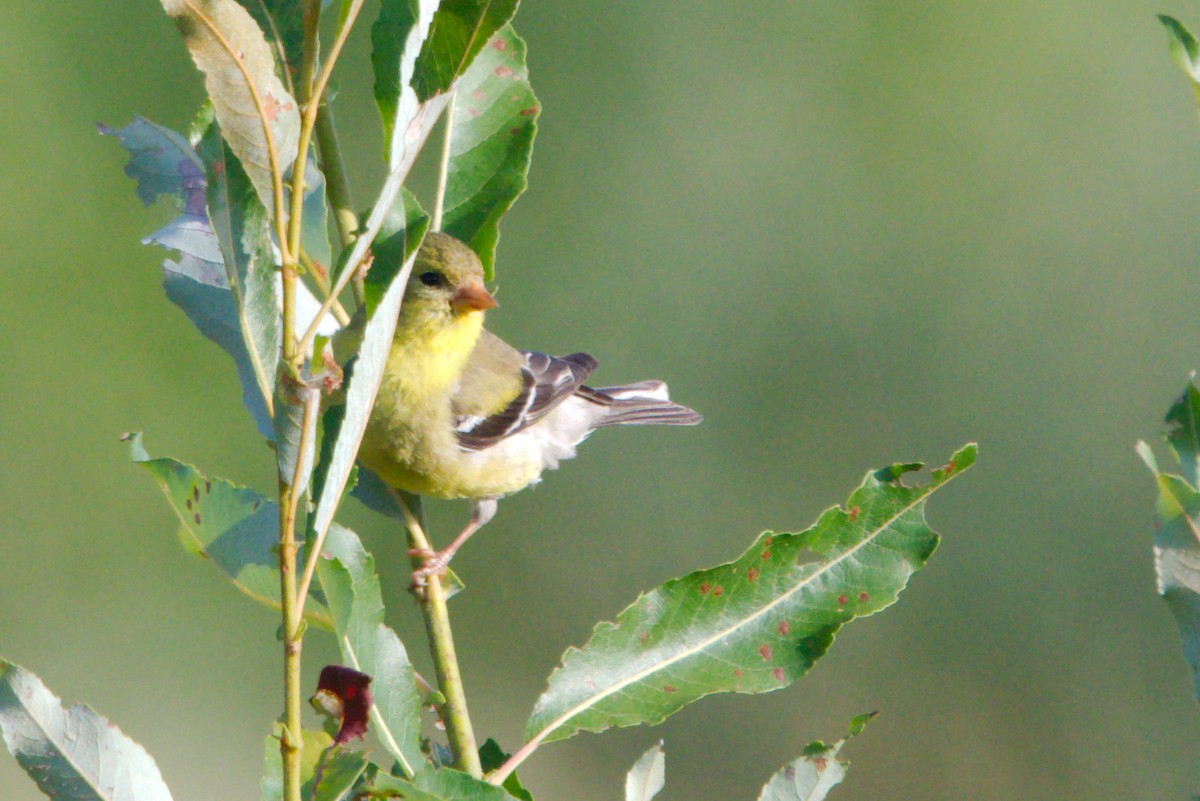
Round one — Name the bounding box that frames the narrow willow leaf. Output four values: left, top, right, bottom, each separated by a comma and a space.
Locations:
372, 0, 439, 150
442, 24, 538, 279
126, 433, 333, 630
317, 532, 425, 776
308, 190, 430, 552
411, 0, 520, 102
161, 0, 300, 211
526, 444, 977, 745
1160, 15, 1200, 81
202, 128, 282, 423
1166, 380, 1200, 486
237, 0, 306, 74
299, 155, 334, 269
1142, 443, 1200, 699
0, 660, 174, 801
372, 769, 521, 801
260, 725, 367, 801
756, 714, 874, 801
625, 743, 665, 801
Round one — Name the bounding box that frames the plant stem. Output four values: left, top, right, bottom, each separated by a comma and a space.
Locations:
431, 88, 457, 232
313, 103, 365, 309
397, 496, 482, 777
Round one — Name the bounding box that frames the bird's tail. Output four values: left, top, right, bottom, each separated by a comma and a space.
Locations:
579, 381, 703, 427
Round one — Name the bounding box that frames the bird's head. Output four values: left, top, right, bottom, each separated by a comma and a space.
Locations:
404, 232, 497, 319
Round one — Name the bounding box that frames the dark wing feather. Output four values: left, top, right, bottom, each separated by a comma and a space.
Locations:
455, 350, 599, 450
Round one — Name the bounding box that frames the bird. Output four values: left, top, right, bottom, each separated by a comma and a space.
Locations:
336, 232, 702, 584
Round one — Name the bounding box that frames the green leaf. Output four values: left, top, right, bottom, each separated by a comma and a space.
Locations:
200, 126, 282, 428
126, 433, 333, 630
0, 660, 174, 801
477, 740, 533, 801
308, 190, 429, 557
371, 768, 522, 801
160, 0, 300, 211
1160, 15, 1200, 81
237, 0, 306, 74
412, 0, 520, 102
525, 444, 977, 744
316, 534, 425, 777
625, 743, 665, 801
442, 24, 538, 279
1144, 449, 1200, 700
260, 725, 367, 801
1165, 380, 1200, 485
372, 0, 439, 150
756, 715, 874, 801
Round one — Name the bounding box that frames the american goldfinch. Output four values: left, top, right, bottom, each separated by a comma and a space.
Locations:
340, 232, 701, 581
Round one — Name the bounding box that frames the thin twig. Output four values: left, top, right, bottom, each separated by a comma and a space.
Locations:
397, 496, 483, 777
431, 87, 457, 232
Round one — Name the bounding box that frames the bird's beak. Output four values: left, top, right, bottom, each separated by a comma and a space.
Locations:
451, 283, 498, 313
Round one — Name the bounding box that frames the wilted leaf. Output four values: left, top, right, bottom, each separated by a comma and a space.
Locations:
0, 660, 174, 801
525, 445, 977, 745
411, 0, 520, 102
201, 127, 282, 424
105, 116, 273, 436
98, 117, 206, 208
126, 433, 333, 629
312, 665, 374, 745
161, 0, 300, 212
441, 24, 537, 278
260, 725, 368, 801
316, 533, 424, 776
625, 743, 665, 801
756, 714, 874, 801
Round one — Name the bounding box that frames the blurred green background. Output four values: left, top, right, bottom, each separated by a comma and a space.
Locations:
4, 1, 1200, 798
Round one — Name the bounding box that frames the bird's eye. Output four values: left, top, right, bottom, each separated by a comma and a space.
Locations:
419, 271, 444, 287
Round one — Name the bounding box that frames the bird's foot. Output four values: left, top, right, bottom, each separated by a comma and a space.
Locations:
407, 547, 453, 590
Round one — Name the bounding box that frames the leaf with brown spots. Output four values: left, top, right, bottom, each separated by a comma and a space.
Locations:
440, 24, 539, 279
523, 445, 976, 746
756, 714, 874, 801
126, 432, 340, 630
159, 0, 300, 213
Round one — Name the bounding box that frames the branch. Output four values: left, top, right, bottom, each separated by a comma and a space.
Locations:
397, 496, 482, 777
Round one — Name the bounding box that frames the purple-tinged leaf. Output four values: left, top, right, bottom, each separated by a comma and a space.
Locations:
312, 666, 374, 745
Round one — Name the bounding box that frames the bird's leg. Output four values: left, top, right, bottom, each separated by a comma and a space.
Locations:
409, 498, 498, 587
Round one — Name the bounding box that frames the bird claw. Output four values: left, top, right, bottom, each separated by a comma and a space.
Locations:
408, 548, 452, 591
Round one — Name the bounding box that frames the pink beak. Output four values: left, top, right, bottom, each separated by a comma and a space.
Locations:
452, 283, 498, 313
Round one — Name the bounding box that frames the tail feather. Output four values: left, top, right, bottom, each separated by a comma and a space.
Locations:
579, 383, 703, 427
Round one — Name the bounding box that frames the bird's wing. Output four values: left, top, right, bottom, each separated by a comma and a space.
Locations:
453, 331, 599, 451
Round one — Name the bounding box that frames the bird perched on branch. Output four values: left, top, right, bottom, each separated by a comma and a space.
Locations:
338, 232, 702, 584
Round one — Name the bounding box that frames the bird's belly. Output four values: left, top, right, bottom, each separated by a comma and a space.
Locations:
358, 412, 545, 500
